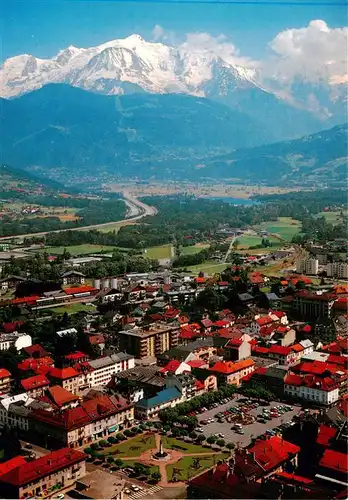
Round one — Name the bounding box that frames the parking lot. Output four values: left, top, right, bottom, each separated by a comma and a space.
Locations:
195, 396, 302, 447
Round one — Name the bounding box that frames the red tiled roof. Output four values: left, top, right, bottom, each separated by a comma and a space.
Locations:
2, 321, 24, 333
251, 346, 269, 355
47, 366, 79, 380
21, 374, 50, 392
201, 319, 213, 328
291, 344, 304, 353
0, 456, 27, 477
327, 354, 348, 368
46, 385, 79, 408
319, 449, 348, 474
180, 326, 201, 340
249, 436, 300, 472
23, 344, 50, 358
210, 358, 254, 375
64, 286, 97, 295
0, 368, 11, 379
284, 373, 302, 386
0, 448, 85, 486
88, 334, 105, 345
256, 316, 274, 326
195, 379, 205, 391
160, 360, 182, 373
64, 351, 88, 361
18, 357, 54, 373
269, 345, 291, 356
187, 359, 207, 368
316, 425, 337, 446
213, 320, 231, 328
273, 472, 313, 485
10, 296, 40, 305
195, 277, 207, 283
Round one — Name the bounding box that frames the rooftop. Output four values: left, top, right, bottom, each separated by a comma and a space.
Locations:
137, 387, 181, 409
0, 448, 85, 486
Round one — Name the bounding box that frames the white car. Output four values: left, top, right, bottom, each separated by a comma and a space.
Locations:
131, 485, 139, 492
55, 495, 65, 500
125, 489, 131, 495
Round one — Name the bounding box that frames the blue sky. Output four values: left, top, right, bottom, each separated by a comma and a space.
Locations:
1, 0, 345, 62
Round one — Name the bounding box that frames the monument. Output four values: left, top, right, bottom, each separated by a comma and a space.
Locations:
152, 438, 169, 461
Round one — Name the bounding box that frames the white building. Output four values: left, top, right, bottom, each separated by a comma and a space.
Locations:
296, 258, 319, 275
284, 374, 339, 406
326, 262, 348, 279
81, 352, 135, 388
0, 393, 34, 431
299, 339, 314, 357
0, 332, 32, 351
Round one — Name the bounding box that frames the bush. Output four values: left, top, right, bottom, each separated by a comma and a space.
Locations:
84, 447, 92, 455
226, 442, 235, 450
107, 457, 114, 464
108, 436, 116, 444
196, 434, 205, 443
99, 440, 108, 447
207, 436, 216, 444
116, 433, 125, 441
216, 439, 225, 447
115, 458, 124, 467
151, 471, 162, 483
124, 429, 132, 437
90, 443, 99, 450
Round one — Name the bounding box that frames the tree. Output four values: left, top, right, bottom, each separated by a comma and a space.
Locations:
115, 458, 124, 467
216, 439, 225, 447
151, 471, 162, 483
226, 442, 235, 450
207, 436, 216, 444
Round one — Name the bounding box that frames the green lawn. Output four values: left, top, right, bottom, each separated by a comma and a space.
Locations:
45, 303, 96, 315
97, 221, 137, 233
104, 434, 156, 458
144, 244, 173, 260
181, 244, 210, 256
35, 244, 118, 255
166, 453, 229, 482
121, 460, 160, 475
161, 437, 212, 454
235, 235, 262, 248
317, 210, 347, 225
258, 217, 301, 241
187, 262, 228, 276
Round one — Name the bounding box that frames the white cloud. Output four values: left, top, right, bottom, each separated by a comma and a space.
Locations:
265, 20, 348, 85
152, 24, 165, 42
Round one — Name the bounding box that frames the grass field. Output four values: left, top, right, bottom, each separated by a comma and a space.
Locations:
166, 453, 229, 482
235, 235, 262, 249
45, 303, 96, 315
105, 434, 156, 457
162, 437, 212, 455
181, 244, 210, 256
187, 262, 228, 276
144, 244, 173, 260
97, 221, 137, 233
317, 210, 347, 225
35, 244, 118, 256
258, 217, 301, 241
121, 459, 160, 475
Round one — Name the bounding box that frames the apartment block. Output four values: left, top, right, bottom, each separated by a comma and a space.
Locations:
118, 323, 179, 359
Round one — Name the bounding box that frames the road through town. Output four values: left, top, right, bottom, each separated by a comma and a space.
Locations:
0, 192, 157, 241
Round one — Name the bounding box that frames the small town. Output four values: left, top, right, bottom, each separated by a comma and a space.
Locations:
0, 237, 346, 500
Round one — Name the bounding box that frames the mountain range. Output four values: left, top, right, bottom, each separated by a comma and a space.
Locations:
1, 34, 345, 141
1, 84, 346, 186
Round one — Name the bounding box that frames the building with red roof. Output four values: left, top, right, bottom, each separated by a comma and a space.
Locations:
284, 372, 340, 406
46, 366, 82, 394
0, 447, 86, 499
22, 344, 50, 358
209, 359, 254, 386
293, 291, 336, 318
20, 374, 50, 398
30, 392, 133, 448
63, 351, 89, 366
160, 360, 191, 375
42, 385, 80, 411
268, 345, 298, 366
249, 435, 300, 474
0, 456, 27, 478
2, 321, 24, 333
0, 368, 11, 396
316, 425, 337, 447
318, 449, 348, 483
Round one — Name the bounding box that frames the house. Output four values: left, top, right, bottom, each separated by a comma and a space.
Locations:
245, 366, 287, 398
118, 323, 179, 359
248, 435, 300, 476
63, 351, 89, 366
0, 275, 25, 291
165, 373, 196, 402
284, 373, 339, 406
293, 291, 336, 318
23, 344, 50, 358
30, 393, 134, 448
300, 339, 314, 356
224, 338, 251, 361
46, 367, 83, 394
0, 368, 11, 396
42, 386, 80, 411
194, 373, 217, 394
0, 332, 32, 352
20, 374, 50, 398
209, 359, 255, 387
0, 448, 86, 499
61, 270, 85, 285
317, 449, 348, 484
100, 288, 123, 304
76, 352, 135, 389
159, 360, 191, 375
272, 326, 296, 347
268, 345, 298, 366
135, 387, 181, 420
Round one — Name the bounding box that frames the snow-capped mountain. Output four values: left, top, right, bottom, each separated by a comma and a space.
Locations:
0, 34, 258, 98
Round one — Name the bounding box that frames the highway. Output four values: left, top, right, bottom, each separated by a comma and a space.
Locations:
0, 192, 157, 241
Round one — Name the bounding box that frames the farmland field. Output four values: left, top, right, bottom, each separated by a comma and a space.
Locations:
44, 303, 97, 315
317, 210, 347, 225
258, 217, 301, 241
181, 244, 210, 255
187, 262, 228, 275
144, 244, 173, 260
34, 244, 118, 255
